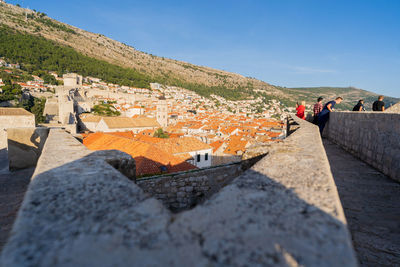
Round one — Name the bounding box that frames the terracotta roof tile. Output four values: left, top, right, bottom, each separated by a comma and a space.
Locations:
83, 133, 196, 176
210, 140, 224, 153
155, 137, 212, 154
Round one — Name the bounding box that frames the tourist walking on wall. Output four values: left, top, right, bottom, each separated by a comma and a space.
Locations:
312, 97, 324, 124
372, 96, 385, 111
318, 97, 343, 134
352, 100, 366, 111
296, 101, 306, 120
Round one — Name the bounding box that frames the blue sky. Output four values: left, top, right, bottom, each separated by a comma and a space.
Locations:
9, 0, 400, 97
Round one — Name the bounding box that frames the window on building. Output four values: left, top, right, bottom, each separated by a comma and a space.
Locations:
197, 154, 201, 162
205, 153, 208, 161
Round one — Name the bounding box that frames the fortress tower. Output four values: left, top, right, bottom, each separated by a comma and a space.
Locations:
156, 96, 168, 128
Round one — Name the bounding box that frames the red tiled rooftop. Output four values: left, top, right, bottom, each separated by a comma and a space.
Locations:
83, 133, 196, 176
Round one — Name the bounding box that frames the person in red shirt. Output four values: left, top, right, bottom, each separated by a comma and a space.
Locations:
312, 97, 324, 124
296, 101, 306, 120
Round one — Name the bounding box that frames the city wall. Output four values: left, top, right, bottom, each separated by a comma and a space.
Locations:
0, 114, 35, 150
325, 111, 400, 182
1, 117, 357, 266
7, 127, 49, 170
137, 155, 264, 212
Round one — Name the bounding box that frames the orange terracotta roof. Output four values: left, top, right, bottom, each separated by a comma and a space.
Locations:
134, 135, 162, 144
155, 137, 212, 154
174, 153, 194, 162
223, 137, 249, 155
107, 131, 135, 139
83, 133, 196, 176
267, 132, 282, 138
168, 133, 185, 138
137, 129, 156, 136
209, 140, 224, 153
261, 121, 281, 127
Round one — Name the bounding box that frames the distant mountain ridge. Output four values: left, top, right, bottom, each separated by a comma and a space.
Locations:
0, 2, 398, 108
281, 87, 399, 110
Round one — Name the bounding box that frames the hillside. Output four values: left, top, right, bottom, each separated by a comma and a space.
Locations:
0, 2, 398, 108
280, 87, 400, 110
0, 3, 280, 99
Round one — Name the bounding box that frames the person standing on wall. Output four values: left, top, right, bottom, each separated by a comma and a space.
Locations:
372, 96, 385, 111
318, 97, 343, 135
352, 99, 366, 111
296, 101, 306, 120
312, 97, 324, 124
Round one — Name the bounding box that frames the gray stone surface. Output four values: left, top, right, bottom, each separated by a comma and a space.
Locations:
0, 150, 33, 252
385, 102, 400, 113
324, 139, 400, 266
7, 127, 49, 170
325, 111, 400, 182
137, 154, 263, 211
0, 122, 357, 266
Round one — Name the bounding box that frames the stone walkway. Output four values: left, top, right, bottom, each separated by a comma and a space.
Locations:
0, 150, 33, 252
323, 139, 400, 267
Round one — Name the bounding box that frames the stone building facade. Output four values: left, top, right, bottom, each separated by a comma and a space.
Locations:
63, 73, 82, 87
0, 108, 35, 149
156, 97, 168, 128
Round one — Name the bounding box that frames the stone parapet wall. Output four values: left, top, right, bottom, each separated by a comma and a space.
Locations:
1, 121, 357, 266
137, 155, 263, 212
385, 102, 400, 113
325, 112, 400, 182
0, 114, 35, 150
7, 127, 49, 170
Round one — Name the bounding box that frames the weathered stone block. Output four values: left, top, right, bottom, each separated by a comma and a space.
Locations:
327, 112, 400, 182
7, 127, 49, 170
185, 186, 193, 192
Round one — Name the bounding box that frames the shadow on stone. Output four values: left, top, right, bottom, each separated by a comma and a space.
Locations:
323, 139, 400, 266
0, 149, 357, 266
7, 128, 49, 170
136, 153, 266, 213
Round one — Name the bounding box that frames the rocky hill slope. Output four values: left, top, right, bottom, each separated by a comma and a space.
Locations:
0, 2, 398, 108
0, 3, 277, 94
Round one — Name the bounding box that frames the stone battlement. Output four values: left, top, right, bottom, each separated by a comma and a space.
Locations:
0, 117, 358, 266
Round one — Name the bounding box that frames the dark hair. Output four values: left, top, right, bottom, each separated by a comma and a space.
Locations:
317, 97, 323, 102
378, 95, 384, 100
336, 97, 343, 101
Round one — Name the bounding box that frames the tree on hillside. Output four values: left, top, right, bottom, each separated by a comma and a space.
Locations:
0, 25, 151, 88
0, 83, 22, 101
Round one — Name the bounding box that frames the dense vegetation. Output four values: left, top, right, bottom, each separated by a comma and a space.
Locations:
0, 24, 256, 101
153, 128, 169, 138
160, 80, 249, 100
0, 72, 22, 101
18, 96, 46, 124
0, 25, 152, 88
92, 103, 121, 116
